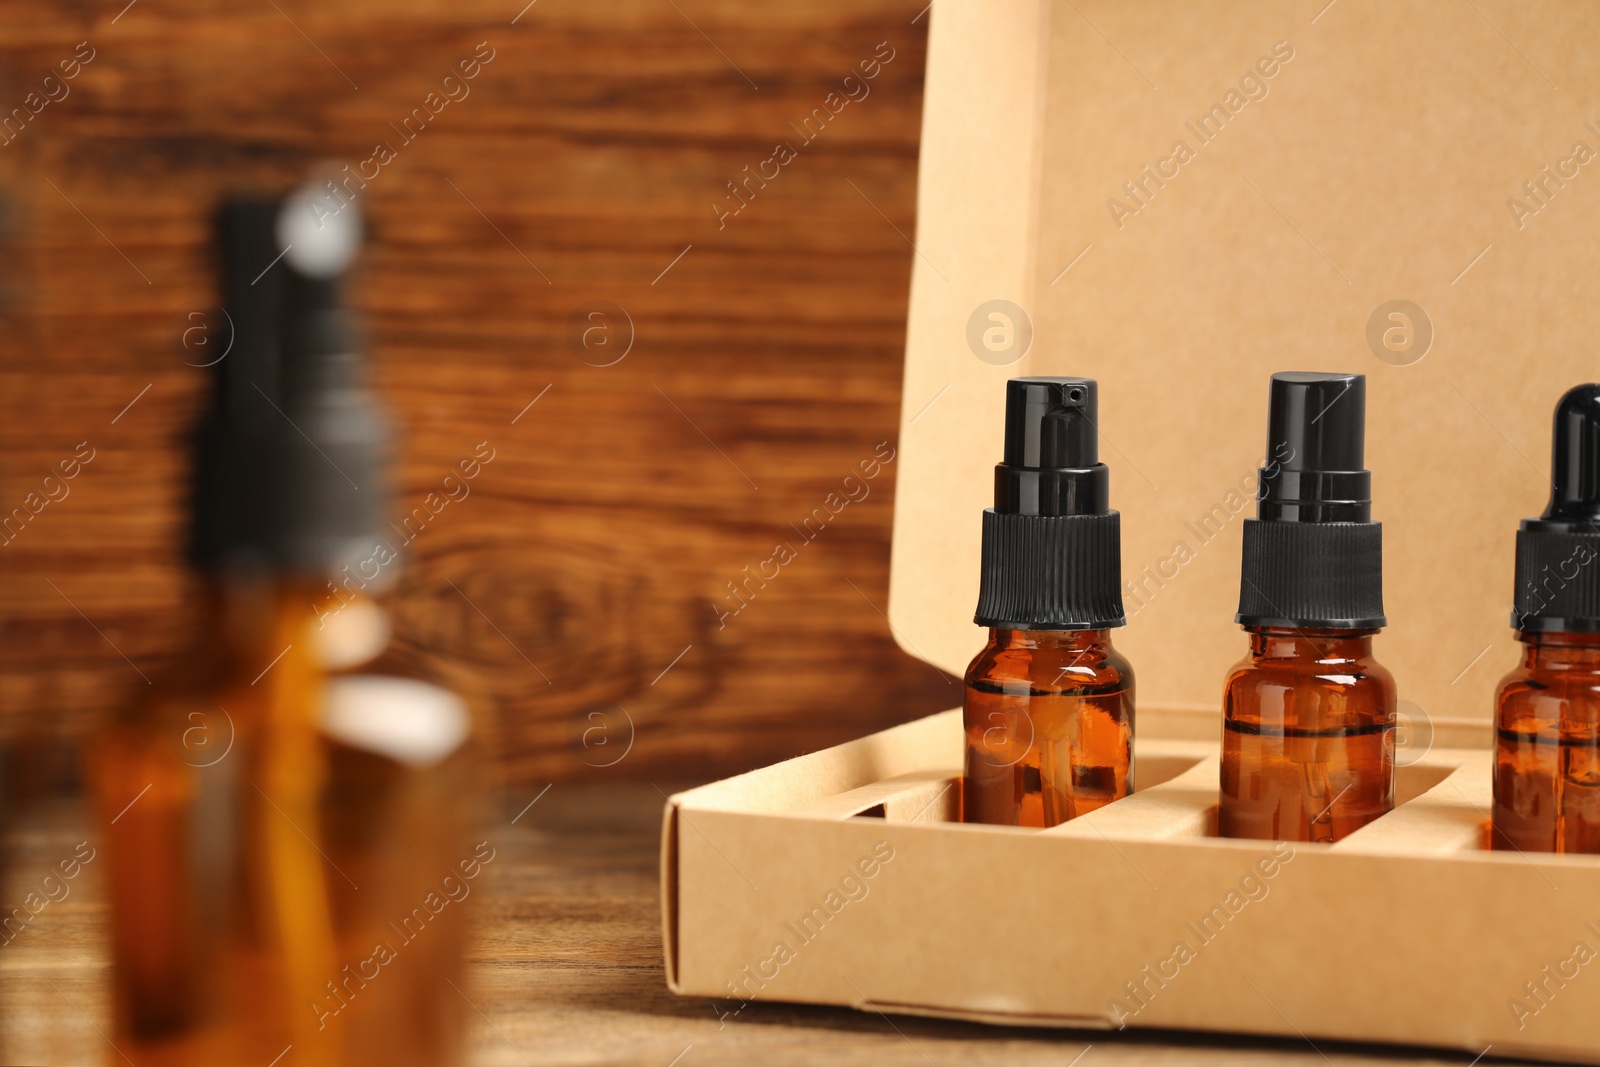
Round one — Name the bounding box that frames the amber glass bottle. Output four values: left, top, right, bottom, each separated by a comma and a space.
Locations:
965, 628, 1133, 826
1492, 384, 1600, 853
1219, 373, 1395, 843
1221, 629, 1396, 842
93, 577, 334, 1062
92, 190, 480, 1065
310, 596, 482, 1063
1494, 634, 1600, 852
91, 197, 348, 1063
963, 378, 1132, 827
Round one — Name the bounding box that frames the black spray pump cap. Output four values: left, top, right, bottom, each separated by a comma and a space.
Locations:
1513, 384, 1600, 632
975, 377, 1123, 631
994, 377, 1109, 516
1236, 371, 1385, 630
188, 197, 285, 569
1257, 371, 1371, 522
266, 184, 391, 577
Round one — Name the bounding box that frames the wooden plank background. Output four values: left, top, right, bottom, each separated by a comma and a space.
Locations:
0, 0, 956, 786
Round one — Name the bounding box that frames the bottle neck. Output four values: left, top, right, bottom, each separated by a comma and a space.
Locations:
1517, 629, 1600, 671
1243, 626, 1377, 661
195, 569, 328, 663
989, 628, 1114, 652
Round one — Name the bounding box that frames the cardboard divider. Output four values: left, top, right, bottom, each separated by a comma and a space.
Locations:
1046, 753, 1220, 840
779, 731, 1489, 849
1333, 750, 1494, 854
792, 736, 1214, 827
1130, 738, 1215, 790
1047, 745, 1486, 845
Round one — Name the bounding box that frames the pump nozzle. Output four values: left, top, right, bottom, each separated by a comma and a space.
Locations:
1258, 372, 1371, 523
267, 183, 390, 577
994, 377, 1109, 517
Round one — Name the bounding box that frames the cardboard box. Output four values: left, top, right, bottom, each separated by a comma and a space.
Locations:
665, 1, 1600, 1059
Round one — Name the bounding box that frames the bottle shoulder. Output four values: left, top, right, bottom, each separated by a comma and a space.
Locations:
964, 632, 1133, 694
1224, 643, 1394, 685
1496, 660, 1600, 724
1223, 641, 1395, 724
107, 635, 256, 734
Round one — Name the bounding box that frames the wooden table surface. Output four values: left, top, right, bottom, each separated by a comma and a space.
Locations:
0, 784, 1529, 1067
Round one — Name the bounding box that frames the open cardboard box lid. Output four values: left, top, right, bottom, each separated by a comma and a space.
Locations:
889, 0, 1597, 728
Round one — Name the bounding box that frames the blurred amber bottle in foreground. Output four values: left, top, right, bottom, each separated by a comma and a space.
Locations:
90, 191, 481, 1065
961, 378, 1133, 827
1219, 374, 1395, 843
92, 577, 329, 1060
1493, 385, 1600, 854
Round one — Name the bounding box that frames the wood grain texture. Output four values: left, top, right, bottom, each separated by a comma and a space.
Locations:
0, 786, 1510, 1065
0, 0, 959, 785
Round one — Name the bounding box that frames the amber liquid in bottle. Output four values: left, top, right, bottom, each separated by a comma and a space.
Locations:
92, 580, 482, 1067
1492, 631, 1600, 853
1219, 628, 1396, 843
313, 593, 482, 1067
963, 628, 1134, 827
91, 575, 343, 1066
